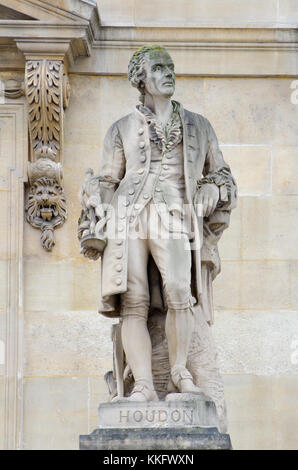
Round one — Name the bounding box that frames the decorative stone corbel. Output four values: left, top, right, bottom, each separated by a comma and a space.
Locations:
22, 51, 70, 251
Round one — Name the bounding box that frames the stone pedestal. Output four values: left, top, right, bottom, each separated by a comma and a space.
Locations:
79, 394, 232, 450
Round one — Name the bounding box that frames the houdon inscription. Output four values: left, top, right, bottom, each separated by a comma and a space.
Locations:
119, 408, 194, 425
97, 395, 219, 429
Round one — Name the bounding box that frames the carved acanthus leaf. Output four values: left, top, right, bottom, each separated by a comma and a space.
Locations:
26, 60, 63, 160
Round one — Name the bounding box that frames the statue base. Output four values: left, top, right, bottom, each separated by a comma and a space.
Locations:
79, 393, 232, 450
79, 426, 231, 450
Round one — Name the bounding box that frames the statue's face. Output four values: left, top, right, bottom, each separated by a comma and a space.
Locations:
143, 49, 175, 98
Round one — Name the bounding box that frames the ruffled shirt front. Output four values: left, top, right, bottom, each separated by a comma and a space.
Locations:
137, 101, 183, 154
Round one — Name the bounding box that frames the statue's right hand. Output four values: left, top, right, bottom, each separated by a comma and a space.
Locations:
81, 246, 101, 261
196, 183, 219, 217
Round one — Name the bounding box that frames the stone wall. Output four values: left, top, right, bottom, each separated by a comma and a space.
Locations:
97, 0, 298, 25
1, 0, 298, 450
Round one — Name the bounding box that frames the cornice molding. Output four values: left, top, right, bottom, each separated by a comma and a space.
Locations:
1, 21, 297, 75
92, 24, 298, 50
70, 24, 298, 77
0, 0, 99, 25
0, 0, 101, 65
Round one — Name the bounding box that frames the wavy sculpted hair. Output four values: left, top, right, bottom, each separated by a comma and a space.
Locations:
128, 45, 169, 102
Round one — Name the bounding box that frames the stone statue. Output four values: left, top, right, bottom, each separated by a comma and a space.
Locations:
78, 45, 237, 432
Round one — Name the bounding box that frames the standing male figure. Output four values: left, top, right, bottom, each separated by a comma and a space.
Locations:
81, 45, 237, 403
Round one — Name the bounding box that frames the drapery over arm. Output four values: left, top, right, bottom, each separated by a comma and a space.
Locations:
196, 118, 238, 287
201, 119, 237, 211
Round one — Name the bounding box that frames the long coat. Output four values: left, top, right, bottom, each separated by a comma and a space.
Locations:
97, 102, 237, 324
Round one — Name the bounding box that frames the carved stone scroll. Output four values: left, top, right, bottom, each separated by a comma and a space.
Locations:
24, 59, 69, 251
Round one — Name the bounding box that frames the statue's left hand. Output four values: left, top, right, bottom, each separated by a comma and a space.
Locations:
196, 183, 219, 217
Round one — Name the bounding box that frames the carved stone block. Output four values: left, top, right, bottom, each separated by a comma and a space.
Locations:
79, 394, 232, 450
98, 393, 218, 429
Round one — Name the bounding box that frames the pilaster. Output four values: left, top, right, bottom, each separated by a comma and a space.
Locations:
17, 41, 71, 251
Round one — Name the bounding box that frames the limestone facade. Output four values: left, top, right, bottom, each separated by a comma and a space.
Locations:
0, 0, 297, 450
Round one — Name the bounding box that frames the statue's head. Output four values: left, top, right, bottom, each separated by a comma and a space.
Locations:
128, 45, 175, 101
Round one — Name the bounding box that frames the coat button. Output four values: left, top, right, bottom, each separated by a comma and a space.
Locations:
139, 141, 145, 149
159, 176, 165, 181
140, 155, 146, 163
123, 201, 130, 207
116, 251, 123, 259
143, 193, 149, 199
128, 188, 135, 195
116, 278, 122, 286
116, 264, 123, 272
134, 204, 140, 210
138, 168, 144, 174
118, 226, 124, 232
116, 240, 123, 245
163, 164, 169, 170
138, 128, 144, 135
155, 187, 161, 192
133, 177, 140, 184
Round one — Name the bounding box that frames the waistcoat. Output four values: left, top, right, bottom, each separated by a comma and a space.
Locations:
132, 105, 190, 234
